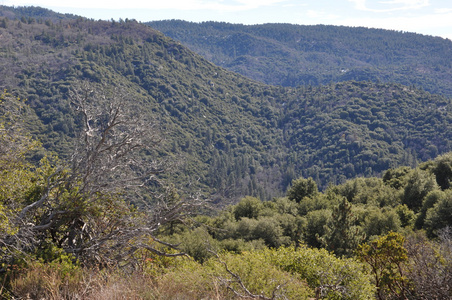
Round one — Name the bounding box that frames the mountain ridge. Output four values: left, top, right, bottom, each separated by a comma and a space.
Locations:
0, 6, 451, 203
148, 20, 452, 97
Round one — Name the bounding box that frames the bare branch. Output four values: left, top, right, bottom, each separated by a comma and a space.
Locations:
1, 80, 204, 269
17, 168, 63, 220
207, 249, 281, 300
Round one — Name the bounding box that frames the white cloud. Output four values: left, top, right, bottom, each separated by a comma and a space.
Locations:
4, 0, 214, 10
4, 0, 287, 11
4, 0, 451, 39
349, 0, 430, 12
307, 10, 340, 20
348, 0, 367, 10
379, 0, 428, 6
435, 7, 452, 14
339, 10, 452, 38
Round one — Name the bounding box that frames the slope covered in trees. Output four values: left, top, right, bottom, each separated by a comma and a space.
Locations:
1, 6, 452, 299
0, 5, 78, 22
2, 95, 451, 297
148, 20, 452, 97
0, 7, 451, 204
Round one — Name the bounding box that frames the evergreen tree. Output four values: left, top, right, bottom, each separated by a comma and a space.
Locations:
287, 177, 318, 203
319, 195, 365, 257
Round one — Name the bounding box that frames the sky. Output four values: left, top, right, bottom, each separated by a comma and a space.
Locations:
3, 0, 452, 40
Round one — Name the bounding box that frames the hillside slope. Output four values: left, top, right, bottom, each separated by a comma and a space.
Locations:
0, 8, 451, 203
0, 5, 78, 21
148, 20, 452, 97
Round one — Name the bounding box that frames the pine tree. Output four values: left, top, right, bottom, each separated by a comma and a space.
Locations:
319, 195, 365, 257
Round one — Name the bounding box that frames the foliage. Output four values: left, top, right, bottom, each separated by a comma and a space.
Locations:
268, 246, 375, 299
1, 6, 452, 299
0, 84, 201, 282
159, 246, 373, 299
287, 176, 319, 203
402, 169, 439, 212
421, 152, 452, 190
133, 249, 314, 299
383, 166, 412, 190
357, 232, 409, 300
6, 258, 83, 299
331, 177, 398, 207
395, 204, 415, 228
149, 20, 452, 98
359, 206, 402, 239
206, 250, 313, 299
424, 190, 452, 237
319, 196, 365, 257
168, 227, 217, 263
6, 245, 81, 299
0, 9, 451, 203
188, 157, 452, 252
303, 209, 332, 248
0, 5, 78, 22
233, 196, 263, 220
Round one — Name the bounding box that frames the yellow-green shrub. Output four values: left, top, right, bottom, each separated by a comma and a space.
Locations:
268, 246, 375, 300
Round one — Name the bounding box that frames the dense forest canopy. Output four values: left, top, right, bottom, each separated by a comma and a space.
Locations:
0, 4, 450, 221
149, 20, 452, 97
0, 8, 451, 203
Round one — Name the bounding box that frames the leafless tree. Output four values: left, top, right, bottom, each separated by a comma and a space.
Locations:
404, 228, 452, 299
3, 81, 203, 268
68, 81, 163, 198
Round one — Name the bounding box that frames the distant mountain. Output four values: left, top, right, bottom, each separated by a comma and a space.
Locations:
1, 7, 451, 204
148, 20, 452, 97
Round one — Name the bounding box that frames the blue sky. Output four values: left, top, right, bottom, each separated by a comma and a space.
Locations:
4, 0, 452, 40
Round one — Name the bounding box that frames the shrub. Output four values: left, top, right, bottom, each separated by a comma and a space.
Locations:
207, 251, 314, 299
424, 190, 452, 237
233, 196, 263, 220
287, 177, 319, 203
155, 252, 313, 299
356, 231, 409, 300
268, 246, 375, 300
8, 257, 83, 299
303, 209, 331, 248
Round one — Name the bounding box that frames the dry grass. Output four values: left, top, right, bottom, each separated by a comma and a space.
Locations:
4, 251, 313, 299
4, 262, 226, 300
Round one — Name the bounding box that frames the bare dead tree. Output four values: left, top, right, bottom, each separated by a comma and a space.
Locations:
68, 80, 164, 198
3, 80, 203, 268
404, 228, 452, 299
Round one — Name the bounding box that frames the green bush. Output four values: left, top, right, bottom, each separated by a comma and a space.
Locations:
361, 207, 401, 239
268, 246, 375, 299
357, 231, 409, 299
303, 209, 331, 248
233, 196, 263, 220
424, 190, 452, 237
287, 177, 319, 203
206, 250, 314, 299
156, 251, 313, 299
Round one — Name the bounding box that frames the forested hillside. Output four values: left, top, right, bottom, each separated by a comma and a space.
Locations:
1, 6, 452, 299
0, 8, 451, 203
0, 5, 77, 21
148, 20, 452, 97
